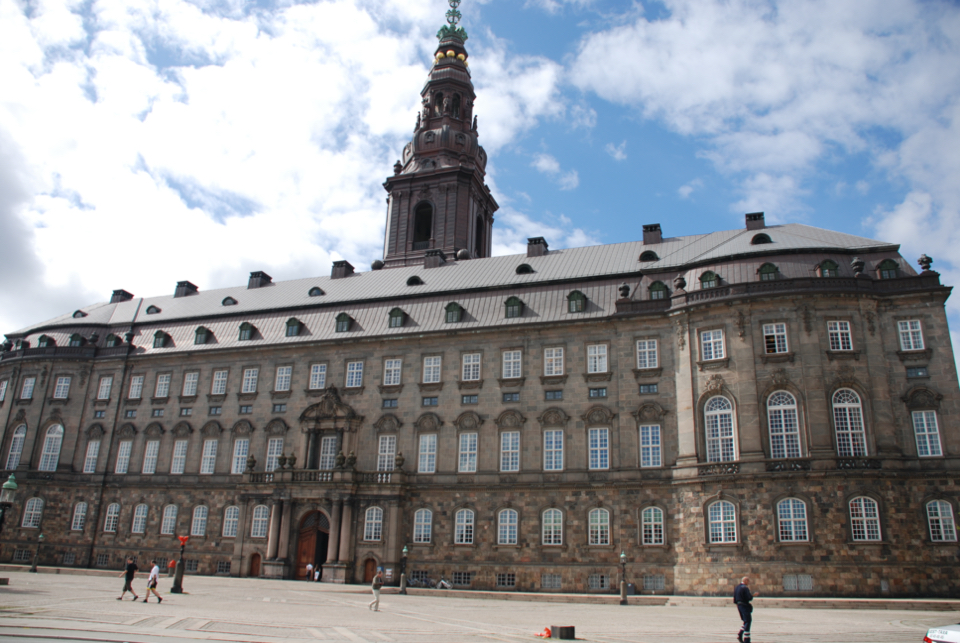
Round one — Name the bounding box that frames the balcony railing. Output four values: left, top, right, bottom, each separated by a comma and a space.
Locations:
245, 468, 402, 485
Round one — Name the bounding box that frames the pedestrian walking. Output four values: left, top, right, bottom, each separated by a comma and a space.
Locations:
368, 571, 383, 612
144, 560, 163, 603
733, 576, 758, 643
314, 568, 321, 582
306, 562, 313, 581
117, 557, 140, 601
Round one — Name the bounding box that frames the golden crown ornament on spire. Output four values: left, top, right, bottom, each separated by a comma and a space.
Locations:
438, 0, 468, 42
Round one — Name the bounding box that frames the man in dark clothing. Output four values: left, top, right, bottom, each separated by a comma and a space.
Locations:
117, 557, 140, 601
733, 576, 758, 642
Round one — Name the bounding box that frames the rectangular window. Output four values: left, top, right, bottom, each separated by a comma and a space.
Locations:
827, 321, 853, 351
115, 441, 132, 474
382, 399, 398, 408
907, 366, 929, 378
588, 574, 609, 590
496, 573, 516, 588
142, 440, 159, 474
241, 368, 258, 394
0, 379, 7, 402
913, 411, 943, 457
181, 408, 193, 416
588, 427, 609, 470
898, 320, 924, 351
151, 409, 164, 418
502, 350, 522, 379
239, 405, 252, 414
542, 574, 562, 589
418, 434, 437, 473
211, 370, 228, 395
217, 561, 232, 574
186, 560, 198, 573
346, 361, 363, 388
545, 390, 563, 400
383, 359, 402, 386
700, 329, 725, 361
232, 438, 250, 474
644, 575, 666, 591
20, 377, 36, 400
501, 431, 520, 472
458, 432, 478, 473
319, 436, 337, 470
544, 347, 564, 376
209, 406, 222, 415
125, 409, 136, 418
97, 376, 113, 400
502, 392, 520, 403
423, 356, 442, 383
266, 438, 284, 472
377, 435, 396, 472
94, 410, 106, 418
274, 366, 292, 392
636, 339, 659, 369
589, 387, 607, 398
783, 574, 814, 592
154, 373, 171, 398
544, 429, 563, 471
83, 441, 100, 474
171, 440, 188, 474
640, 425, 662, 468
587, 344, 607, 373
462, 394, 478, 404
272, 403, 286, 413
763, 323, 788, 354
53, 376, 71, 399
200, 440, 218, 474
422, 396, 438, 406
309, 364, 327, 390
639, 384, 658, 394
462, 353, 481, 381
453, 571, 473, 586
182, 372, 199, 397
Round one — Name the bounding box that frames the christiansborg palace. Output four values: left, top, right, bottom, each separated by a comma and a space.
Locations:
0, 9, 957, 598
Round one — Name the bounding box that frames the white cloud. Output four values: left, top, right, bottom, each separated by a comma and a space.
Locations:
605, 140, 627, 161
678, 178, 702, 199
492, 207, 598, 256
531, 153, 579, 190
525, 0, 595, 14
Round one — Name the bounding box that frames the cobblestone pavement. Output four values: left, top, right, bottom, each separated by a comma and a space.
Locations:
0, 571, 956, 643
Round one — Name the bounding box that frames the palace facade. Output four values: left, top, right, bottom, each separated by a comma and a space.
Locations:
1, 15, 958, 598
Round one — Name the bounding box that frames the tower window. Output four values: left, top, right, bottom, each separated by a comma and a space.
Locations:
451, 93, 461, 119
475, 216, 484, 257
434, 92, 444, 117
413, 203, 433, 250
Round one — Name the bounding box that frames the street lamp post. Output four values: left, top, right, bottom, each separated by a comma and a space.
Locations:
399, 545, 408, 595
29, 533, 45, 573
619, 550, 628, 606
171, 535, 189, 593
0, 474, 18, 535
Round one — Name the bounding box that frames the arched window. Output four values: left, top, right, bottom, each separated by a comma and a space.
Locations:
413, 203, 433, 248
5, 425, 26, 470
413, 509, 432, 543
708, 501, 736, 543
768, 391, 801, 458
222, 296, 238, 306
451, 93, 461, 119
498, 509, 518, 545
758, 263, 779, 281
335, 313, 352, 333
642, 507, 664, 545
455, 508, 474, 544
649, 281, 668, 300
475, 215, 484, 257
364, 507, 383, 541
194, 326, 210, 345
104, 503, 121, 532
832, 389, 867, 457
153, 331, 168, 349
191, 506, 208, 536
589, 508, 610, 545
567, 291, 586, 313
704, 397, 736, 462
251, 505, 270, 538
406, 275, 424, 286
542, 508, 563, 545
433, 92, 444, 116
285, 318, 302, 337
445, 302, 463, 324
849, 497, 881, 541
238, 322, 255, 341
39, 425, 64, 472
516, 263, 534, 275
504, 296, 523, 319
700, 271, 719, 289
388, 308, 406, 328
777, 498, 808, 542
71, 502, 87, 531
878, 259, 899, 279
308, 286, 324, 297
926, 500, 957, 542
818, 260, 839, 278
105, 334, 122, 347
161, 505, 178, 535
37, 335, 55, 348
131, 504, 148, 534
639, 250, 659, 261
751, 233, 772, 245
222, 506, 240, 538
21, 497, 43, 528
68, 334, 84, 347
145, 305, 161, 314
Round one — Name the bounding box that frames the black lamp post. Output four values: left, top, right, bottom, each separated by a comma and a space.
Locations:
0, 474, 18, 534
399, 545, 408, 595
29, 533, 45, 573
619, 550, 628, 605
171, 535, 189, 593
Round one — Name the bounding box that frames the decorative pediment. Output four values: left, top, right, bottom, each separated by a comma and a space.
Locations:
633, 402, 668, 424
144, 422, 165, 437
454, 411, 482, 431
414, 412, 443, 432
86, 424, 105, 439
201, 421, 223, 437
232, 420, 255, 436
118, 423, 137, 438
537, 407, 569, 428
704, 374, 725, 394
901, 386, 943, 410
581, 405, 616, 425
172, 421, 193, 437
300, 387, 361, 431
265, 418, 289, 435
495, 409, 526, 429
374, 414, 403, 433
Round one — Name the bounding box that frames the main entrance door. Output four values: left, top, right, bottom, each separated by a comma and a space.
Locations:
295, 511, 330, 580
249, 553, 261, 578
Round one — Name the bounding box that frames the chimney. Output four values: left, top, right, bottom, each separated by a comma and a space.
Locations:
527, 237, 548, 257
643, 224, 662, 244
424, 249, 447, 269
331, 260, 355, 279
746, 212, 765, 230
174, 281, 199, 298
248, 271, 273, 289
110, 289, 134, 303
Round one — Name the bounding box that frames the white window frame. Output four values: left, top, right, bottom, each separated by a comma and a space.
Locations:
171, 440, 188, 474
704, 396, 737, 463
191, 505, 208, 536
142, 440, 159, 474
97, 376, 113, 400
251, 505, 269, 538
588, 427, 609, 470
418, 434, 437, 474
383, 359, 402, 386
777, 498, 809, 542
200, 439, 218, 474
639, 424, 662, 468
319, 436, 337, 470
231, 438, 250, 474
223, 506, 240, 538
455, 508, 474, 545
849, 497, 881, 541
542, 508, 563, 545
827, 320, 853, 351
103, 503, 120, 532
502, 350, 522, 379
154, 373, 171, 398
161, 505, 178, 535
22, 497, 43, 528
346, 361, 363, 388
266, 437, 284, 472
544, 429, 564, 471
182, 371, 199, 397
833, 389, 867, 457
461, 353, 481, 381
364, 506, 383, 541
377, 435, 396, 472
642, 506, 664, 545
587, 344, 607, 374
131, 504, 148, 534
39, 425, 64, 472
83, 440, 100, 474
500, 431, 520, 472
413, 508, 432, 543
768, 391, 802, 459
589, 508, 610, 545
926, 500, 957, 543
912, 411, 942, 457
309, 364, 327, 390
708, 501, 737, 544
20, 376, 36, 400
53, 376, 71, 399
6, 425, 26, 470
274, 366, 292, 392
458, 432, 478, 473
211, 370, 228, 395
0, 379, 7, 402
544, 347, 564, 376
423, 356, 442, 384
898, 320, 924, 351
115, 440, 132, 474
498, 508, 518, 545
71, 502, 87, 531
700, 329, 725, 361
241, 368, 258, 394
128, 375, 144, 400
762, 323, 788, 354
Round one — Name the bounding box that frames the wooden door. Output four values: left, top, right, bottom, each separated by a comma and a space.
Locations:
249, 553, 261, 578
363, 558, 377, 583
296, 529, 317, 580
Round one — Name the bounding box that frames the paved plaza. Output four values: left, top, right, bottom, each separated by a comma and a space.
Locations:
0, 570, 956, 643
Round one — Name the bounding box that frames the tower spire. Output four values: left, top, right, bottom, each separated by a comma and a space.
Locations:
438, 0, 468, 43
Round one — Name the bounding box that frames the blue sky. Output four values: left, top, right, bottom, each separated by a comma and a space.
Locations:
1, 0, 960, 351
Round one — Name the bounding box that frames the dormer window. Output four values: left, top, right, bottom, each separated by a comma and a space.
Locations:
105, 334, 122, 348
388, 308, 406, 328
751, 233, 772, 245
285, 318, 302, 337
222, 296, 238, 306
146, 305, 161, 315
407, 276, 424, 286
818, 260, 839, 278
73, 310, 88, 319
309, 287, 324, 297
516, 264, 534, 275
335, 313, 353, 333
878, 259, 899, 279
649, 281, 668, 300
505, 297, 524, 319
639, 251, 659, 262
700, 271, 719, 289
445, 303, 463, 324
37, 335, 55, 348
195, 327, 210, 345
238, 322, 256, 341
153, 331, 169, 349
758, 263, 779, 281
567, 291, 586, 313
68, 334, 84, 347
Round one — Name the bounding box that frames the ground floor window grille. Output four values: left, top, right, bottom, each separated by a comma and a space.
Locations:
63, 551, 76, 566
95, 553, 110, 567
783, 574, 813, 591
13, 549, 31, 562
216, 561, 231, 575
643, 575, 665, 591
410, 570, 428, 583
452, 571, 473, 586
588, 574, 609, 590
496, 573, 516, 588
541, 573, 562, 589
186, 560, 199, 573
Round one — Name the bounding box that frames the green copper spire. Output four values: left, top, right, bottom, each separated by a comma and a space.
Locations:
437, 0, 468, 43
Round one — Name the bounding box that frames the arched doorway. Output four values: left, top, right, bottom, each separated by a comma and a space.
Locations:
249, 553, 261, 578
363, 558, 378, 583
296, 511, 330, 580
